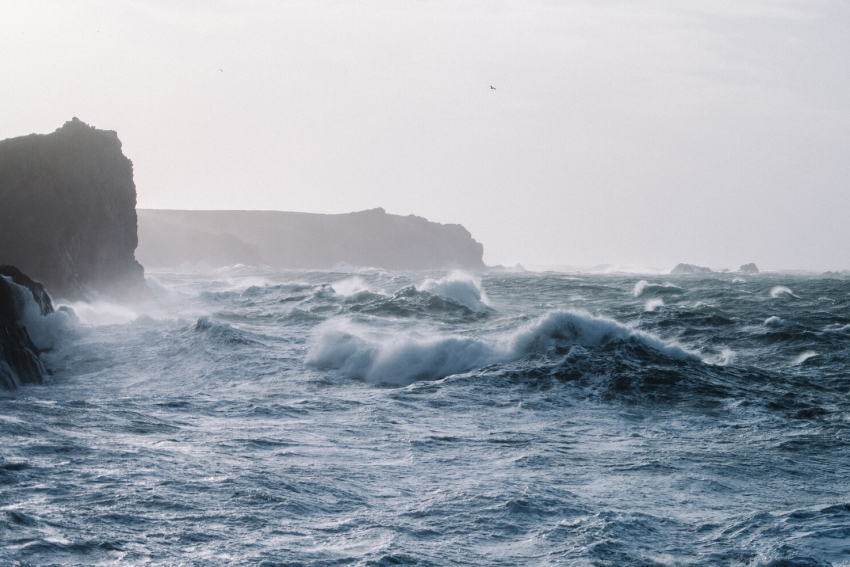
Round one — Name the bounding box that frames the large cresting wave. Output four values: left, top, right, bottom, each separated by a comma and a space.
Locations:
306, 310, 701, 385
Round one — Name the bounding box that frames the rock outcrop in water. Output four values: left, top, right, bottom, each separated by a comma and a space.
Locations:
670, 263, 713, 275
739, 263, 759, 274
0, 118, 148, 300
136, 208, 486, 271
0, 266, 53, 389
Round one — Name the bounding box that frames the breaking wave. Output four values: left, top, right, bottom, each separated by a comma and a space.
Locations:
419, 273, 490, 312
770, 286, 800, 299
307, 310, 700, 385
633, 280, 683, 298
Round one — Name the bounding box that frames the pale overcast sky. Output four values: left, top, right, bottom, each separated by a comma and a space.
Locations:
2, 0, 848, 270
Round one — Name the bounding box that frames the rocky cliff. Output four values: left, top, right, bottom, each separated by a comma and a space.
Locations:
0, 118, 148, 300
137, 208, 486, 271
0, 266, 54, 390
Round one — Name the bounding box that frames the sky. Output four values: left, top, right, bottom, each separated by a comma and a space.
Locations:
2, 0, 849, 270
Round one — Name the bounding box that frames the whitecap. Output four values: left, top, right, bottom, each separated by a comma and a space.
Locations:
633, 280, 683, 298
770, 286, 800, 299
307, 309, 700, 386
420, 272, 490, 312
792, 351, 818, 365
764, 316, 795, 328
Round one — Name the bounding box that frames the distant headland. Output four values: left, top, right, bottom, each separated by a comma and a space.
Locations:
136, 208, 486, 271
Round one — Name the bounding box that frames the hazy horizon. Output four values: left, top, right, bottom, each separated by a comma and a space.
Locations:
3, 1, 848, 271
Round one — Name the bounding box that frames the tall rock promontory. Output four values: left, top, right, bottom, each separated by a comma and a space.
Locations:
0, 118, 148, 300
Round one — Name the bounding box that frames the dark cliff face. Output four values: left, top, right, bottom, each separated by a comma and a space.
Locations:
137, 208, 486, 271
0, 266, 54, 390
0, 118, 148, 300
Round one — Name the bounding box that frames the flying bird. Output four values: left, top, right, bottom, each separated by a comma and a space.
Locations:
490, 86, 496, 90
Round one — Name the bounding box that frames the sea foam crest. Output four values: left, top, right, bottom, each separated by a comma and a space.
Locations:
307, 309, 700, 385
792, 351, 818, 365
420, 273, 490, 312
633, 280, 683, 298
764, 316, 795, 328
770, 286, 800, 299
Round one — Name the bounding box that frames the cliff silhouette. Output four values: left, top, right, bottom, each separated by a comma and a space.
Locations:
137, 208, 486, 271
0, 118, 148, 300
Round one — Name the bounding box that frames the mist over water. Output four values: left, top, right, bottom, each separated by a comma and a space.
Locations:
2, 267, 850, 565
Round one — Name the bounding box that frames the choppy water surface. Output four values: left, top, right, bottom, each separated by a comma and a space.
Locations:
2, 268, 850, 566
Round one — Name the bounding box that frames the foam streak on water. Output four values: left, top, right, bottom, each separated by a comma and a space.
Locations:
2, 269, 849, 565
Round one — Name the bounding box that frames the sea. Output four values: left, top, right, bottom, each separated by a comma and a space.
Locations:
2, 267, 849, 566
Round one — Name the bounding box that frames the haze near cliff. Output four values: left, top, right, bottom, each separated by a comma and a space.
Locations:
2, 1, 848, 270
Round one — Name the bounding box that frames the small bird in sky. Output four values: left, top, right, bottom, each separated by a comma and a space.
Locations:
490, 86, 496, 90
220, 69, 224, 72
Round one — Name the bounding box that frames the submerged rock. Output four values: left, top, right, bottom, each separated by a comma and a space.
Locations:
0, 266, 54, 389
0, 118, 149, 301
670, 263, 713, 275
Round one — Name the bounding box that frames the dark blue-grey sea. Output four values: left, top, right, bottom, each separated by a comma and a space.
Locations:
2, 268, 849, 566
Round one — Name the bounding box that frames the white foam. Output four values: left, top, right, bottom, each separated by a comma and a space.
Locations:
770, 286, 799, 299
633, 280, 683, 298
57, 300, 139, 326
2, 276, 78, 350
709, 348, 735, 366
764, 316, 795, 328
645, 298, 664, 312
331, 276, 373, 296
420, 272, 490, 312
307, 309, 701, 385
792, 351, 818, 365
507, 311, 699, 361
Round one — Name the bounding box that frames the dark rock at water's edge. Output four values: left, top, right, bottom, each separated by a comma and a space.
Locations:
670, 263, 713, 275
0, 118, 149, 301
0, 266, 54, 389
739, 263, 759, 274
0, 266, 53, 316
137, 208, 486, 271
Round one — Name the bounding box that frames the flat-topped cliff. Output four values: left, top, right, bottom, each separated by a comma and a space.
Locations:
0, 118, 148, 300
137, 208, 486, 271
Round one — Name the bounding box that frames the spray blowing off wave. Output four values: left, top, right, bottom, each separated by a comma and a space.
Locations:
306, 310, 700, 385
2, 276, 77, 351
633, 280, 683, 298
420, 273, 489, 312
770, 286, 800, 299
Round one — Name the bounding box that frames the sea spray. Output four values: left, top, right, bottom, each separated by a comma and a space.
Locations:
633, 280, 683, 298
420, 272, 490, 312
307, 309, 701, 385
770, 286, 799, 299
